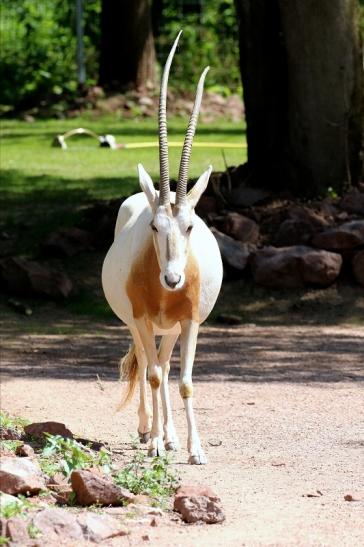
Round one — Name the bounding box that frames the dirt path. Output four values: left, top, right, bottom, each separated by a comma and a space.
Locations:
1, 322, 363, 546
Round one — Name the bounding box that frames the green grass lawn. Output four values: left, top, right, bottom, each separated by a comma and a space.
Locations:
1, 115, 246, 249
0, 115, 246, 252
0, 115, 247, 323
2, 116, 362, 329
1, 115, 246, 195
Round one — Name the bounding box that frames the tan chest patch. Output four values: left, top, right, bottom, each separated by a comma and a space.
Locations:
126, 238, 200, 327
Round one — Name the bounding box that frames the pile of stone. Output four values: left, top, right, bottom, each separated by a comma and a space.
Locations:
197, 181, 364, 289
0, 257, 73, 299
0, 420, 225, 544
77, 181, 364, 289
2, 180, 362, 302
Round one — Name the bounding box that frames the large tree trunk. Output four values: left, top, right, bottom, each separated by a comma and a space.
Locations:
235, 0, 364, 196
99, 0, 156, 91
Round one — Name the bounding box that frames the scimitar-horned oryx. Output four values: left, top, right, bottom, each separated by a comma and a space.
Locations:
102, 31, 223, 464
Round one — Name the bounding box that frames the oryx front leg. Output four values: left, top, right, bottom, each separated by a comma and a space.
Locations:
134, 319, 164, 457
159, 334, 179, 451
180, 320, 207, 465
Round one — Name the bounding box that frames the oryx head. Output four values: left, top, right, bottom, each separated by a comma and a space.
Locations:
138, 31, 212, 292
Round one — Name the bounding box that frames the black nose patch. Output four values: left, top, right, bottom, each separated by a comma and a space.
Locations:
165, 275, 181, 288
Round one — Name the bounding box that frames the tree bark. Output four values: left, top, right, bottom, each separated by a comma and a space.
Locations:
99, 0, 156, 91
235, 0, 364, 196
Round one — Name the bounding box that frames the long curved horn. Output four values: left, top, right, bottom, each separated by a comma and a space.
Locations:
159, 31, 182, 205
176, 66, 209, 205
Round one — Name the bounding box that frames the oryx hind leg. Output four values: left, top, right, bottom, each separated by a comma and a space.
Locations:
158, 334, 179, 451
130, 327, 151, 444
180, 320, 207, 465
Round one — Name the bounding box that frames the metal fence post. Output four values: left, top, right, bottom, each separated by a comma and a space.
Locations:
76, 0, 86, 85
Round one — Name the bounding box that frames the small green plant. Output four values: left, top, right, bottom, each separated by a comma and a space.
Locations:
129, 434, 140, 450
27, 523, 41, 539
40, 434, 111, 477
114, 451, 179, 504
0, 440, 22, 453
327, 186, 338, 199
0, 410, 28, 432
0, 495, 32, 520
0, 536, 10, 545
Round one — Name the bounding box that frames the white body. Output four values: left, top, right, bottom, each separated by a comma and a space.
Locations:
102, 30, 222, 464
102, 192, 222, 335
102, 189, 223, 464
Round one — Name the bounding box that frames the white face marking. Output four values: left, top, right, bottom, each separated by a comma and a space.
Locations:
151, 204, 195, 291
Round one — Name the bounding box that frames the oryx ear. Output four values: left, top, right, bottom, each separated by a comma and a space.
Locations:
138, 164, 158, 208
187, 165, 212, 209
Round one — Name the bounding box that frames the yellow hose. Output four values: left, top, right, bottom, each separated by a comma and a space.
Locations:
55, 128, 246, 150
119, 141, 246, 149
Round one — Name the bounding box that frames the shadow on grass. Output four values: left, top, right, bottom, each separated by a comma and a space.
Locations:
0, 168, 138, 254
0, 169, 137, 202
1, 323, 363, 383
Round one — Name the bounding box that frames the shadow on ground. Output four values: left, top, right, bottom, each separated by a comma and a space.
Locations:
1, 323, 363, 384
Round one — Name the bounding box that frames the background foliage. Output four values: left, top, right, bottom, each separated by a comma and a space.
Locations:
0, 0, 100, 109
155, 0, 239, 94
0, 0, 239, 111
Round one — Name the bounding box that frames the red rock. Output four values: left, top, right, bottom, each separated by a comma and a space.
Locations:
251, 246, 342, 288
344, 493, 362, 502
288, 205, 331, 229
339, 188, 364, 215
80, 198, 122, 250
229, 183, 270, 207
196, 195, 219, 217
275, 219, 315, 246
77, 512, 128, 542
174, 485, 225, 524
352, 251, 364, 287
71, 469, 133, 506
42, 227, 93, 258
0, 426, 21, 441
222, 212, 259, 244
0, 456, 46, 495
312, 221, 364, 251
15, 443, 35, 458
211, 228, 252, 273
275, 205, 332, 247
32, 508, 83, 541
0, 257, 72, 298
24, 421, 73, 439
47, 475, 73, 505
175, 485, 220, 500
4, 517, 29, 544
319, 197, 338, 219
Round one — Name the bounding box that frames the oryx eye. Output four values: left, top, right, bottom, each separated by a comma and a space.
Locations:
186, 225, 193, 233
151, 224, 158, 232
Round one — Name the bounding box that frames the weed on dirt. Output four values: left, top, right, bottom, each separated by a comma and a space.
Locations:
114, 451, 180, 505
0, 410, 180, 515
39, 434, 112, 477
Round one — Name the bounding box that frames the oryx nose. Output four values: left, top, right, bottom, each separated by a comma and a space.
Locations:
165, 274, 181, 289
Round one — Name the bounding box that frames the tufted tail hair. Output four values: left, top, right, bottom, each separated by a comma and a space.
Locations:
117, 342, 138, 410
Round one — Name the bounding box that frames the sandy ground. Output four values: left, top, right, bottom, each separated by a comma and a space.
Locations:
1, 321, 363, 546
